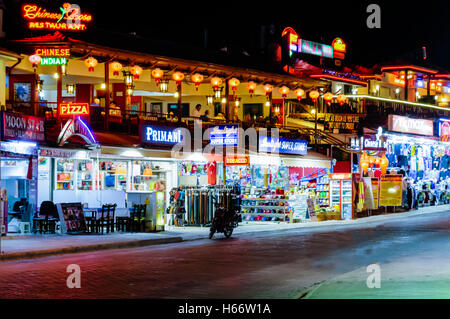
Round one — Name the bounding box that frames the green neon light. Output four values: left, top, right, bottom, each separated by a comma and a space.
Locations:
336, 94, 449, 111
40, 57, 68, 65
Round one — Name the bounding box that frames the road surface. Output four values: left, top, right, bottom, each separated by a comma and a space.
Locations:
2, 210, 450, 298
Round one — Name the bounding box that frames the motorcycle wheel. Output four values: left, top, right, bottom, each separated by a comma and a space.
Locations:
209, 227, 216, 239
224, 226, 233, 238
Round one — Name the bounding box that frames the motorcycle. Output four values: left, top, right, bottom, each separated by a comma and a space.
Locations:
209, 197, 241, 239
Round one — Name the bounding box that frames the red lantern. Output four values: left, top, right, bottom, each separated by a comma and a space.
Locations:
28, 54, 41, 65
323, 92, 333, 104
279, 86, 290, 98
191, 73, 204, 90
211, 77, 223, 90
337, 94, 346, 106
309, 90, 319, 103
374, 156, 381, 166
130, 65, 143, 79
110, 61, 122, 76
85, 57, 98, 72
228, 77, 240, 92
172, 71, 185, 86
294, 88, 305, 101
151, 68, 164, 86
247, 81, 257, 97
264, 84, 273, 96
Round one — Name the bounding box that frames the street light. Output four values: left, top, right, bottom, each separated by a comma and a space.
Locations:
66, 84, 75, 94
214, 86, 222, 99
159, 79, 169, 93
206, 95, 214, 105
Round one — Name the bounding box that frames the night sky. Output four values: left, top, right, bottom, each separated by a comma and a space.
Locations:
6, 0, 450, 70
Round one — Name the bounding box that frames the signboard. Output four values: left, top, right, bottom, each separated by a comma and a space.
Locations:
40, 57, 68, 65
209, 124, 239, 146
59, 102, 89, 116
141, 124, 183, 145
224, 155, 249, 166
258, 136, 307, 155
371, 178, 379, 209
35, 48, 70, 57
22, 3, 93, 31
332, 37, 347, 53
40, 148, 78, 158
362, 134, 388, 151
306, 198, 317, 221
379, 175, 402, 207
57, 117, 96, 146
56, 202, 87, 233
1, 111, 45, 142
297, 39, 333, 58
439, 119, 450, 142
323, 114, 360, 134
388, 114, 433, 136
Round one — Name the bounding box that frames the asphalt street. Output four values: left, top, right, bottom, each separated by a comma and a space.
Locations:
2, 210, 450, 298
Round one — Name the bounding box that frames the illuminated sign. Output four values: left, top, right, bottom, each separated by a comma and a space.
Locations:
40, 57, 67, 65
209, 124, 239, 146
394, 78, 405, 86
258, 136, 307, 155
329, 173, 352, 180
388, 114, 434, 136
59, 103, 89, 116
141, 125, 183, 145
57, 117, 96, 146
298, 39, 333, 58
224, 155, 250, 166
22, 3, 93, 31
35, 48, 70, 57
439, 119, 450, 142
1, 111, 45, 143
362, 134, 388, 151
332, 38, 347, 53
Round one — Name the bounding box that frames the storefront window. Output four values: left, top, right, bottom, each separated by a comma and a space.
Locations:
98, 160, 128, 191
131, 160, 166, 191
77, 160, 94, 190
56, 158, 74, 190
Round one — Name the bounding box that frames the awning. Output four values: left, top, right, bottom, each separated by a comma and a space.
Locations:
281, 152, 331, 169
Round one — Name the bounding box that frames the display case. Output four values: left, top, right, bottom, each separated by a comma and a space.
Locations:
130, 161, 166, 192
99, 160, 128, 191
56, 158, 74, 190
77, 160, 94, 190
329, 173, 353, 220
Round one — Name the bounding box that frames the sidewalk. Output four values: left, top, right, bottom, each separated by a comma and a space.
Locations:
1, 204, 449, 261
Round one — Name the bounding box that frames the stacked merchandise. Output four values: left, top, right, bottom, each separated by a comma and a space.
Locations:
241, 188, 292, 222
316, 175, 330, 207
166, 187, 186, 226
168, 184, 241, 226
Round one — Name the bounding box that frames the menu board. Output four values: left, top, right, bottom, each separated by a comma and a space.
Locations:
56, 203, 88, 233
307, 198, 317, 221
379, 175, 402, 207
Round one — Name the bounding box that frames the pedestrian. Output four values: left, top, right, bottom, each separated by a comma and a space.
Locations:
193, 104, 202, 118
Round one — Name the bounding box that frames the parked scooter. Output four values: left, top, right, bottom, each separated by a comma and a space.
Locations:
209, 196, 241, 239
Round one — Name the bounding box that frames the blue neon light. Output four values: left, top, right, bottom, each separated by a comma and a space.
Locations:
258, 136, 307, 155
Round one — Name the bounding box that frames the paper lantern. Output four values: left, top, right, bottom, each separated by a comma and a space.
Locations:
228, 78, 240, 92
130, 65, 143, 79
279, 86, 290, 98
84, 57, 98, 72
191, 73, 204, 90
210, 77, 223, 90
110, 61, 122, 76
151, 68, 164, 86
29, 54, 41, 65
323, 92, 333, 104
172, 71, 184, 86
337, 94, 347, 106
263, 84, 273, 96
380, 153, 389, 176
294, 88, 305, 101
247, 81, 257, 97
309, 90, 319, 102
374, 156, 381, 166
360, 151, 369, 174
369, 155, 375, 167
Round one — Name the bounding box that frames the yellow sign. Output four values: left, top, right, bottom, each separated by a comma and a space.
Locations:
372, 178, 379, 209
379, 175, 402, 207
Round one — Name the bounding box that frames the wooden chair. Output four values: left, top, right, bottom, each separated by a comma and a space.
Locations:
97, 204, 117, 234
129, 204, 146, 232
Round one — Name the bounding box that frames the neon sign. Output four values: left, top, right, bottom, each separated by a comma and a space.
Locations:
258, 136, 307, 155
59, 103, 89, 116
209, 124, 239, 146
298, 39, 334, 58
224, 156, 250, 166
40, 57, 67, 65
35, 48, 70, 57
394, 78, 405, 86
57, 117, 96, 146
22, 3, 93, 31
388, 115, 433, 136
141, 125, 183, 145
332, 38, 347, 53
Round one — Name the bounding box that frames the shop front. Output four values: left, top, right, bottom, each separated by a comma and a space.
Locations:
0, 111, 44, 235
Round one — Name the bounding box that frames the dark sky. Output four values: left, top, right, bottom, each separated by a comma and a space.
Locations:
8, 0, 450, 70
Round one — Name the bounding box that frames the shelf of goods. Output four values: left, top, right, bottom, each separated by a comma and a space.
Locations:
241, 197, 290, 221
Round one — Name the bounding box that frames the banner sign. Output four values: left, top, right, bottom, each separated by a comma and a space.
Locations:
141, 124, 183, 145
59, 102, 89, 116
209, 124, 239, 146
258, 136, 307, 155
388, 115, 433, 136
1, 111, 45, 142
379, 174, 402, 207
439, 119, 450, 142
224, 155, 249, 166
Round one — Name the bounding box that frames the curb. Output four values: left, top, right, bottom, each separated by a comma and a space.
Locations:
0, 236, 183, 261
